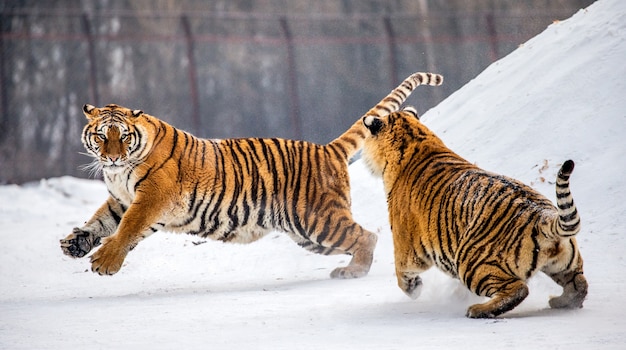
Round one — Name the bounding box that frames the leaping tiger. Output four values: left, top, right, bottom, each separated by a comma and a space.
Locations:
60, 72, 444, 278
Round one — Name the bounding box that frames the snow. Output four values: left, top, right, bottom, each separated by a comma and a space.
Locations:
1, 0, 625, 348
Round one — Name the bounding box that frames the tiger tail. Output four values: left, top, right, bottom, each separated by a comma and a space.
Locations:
329, 72, 444, 160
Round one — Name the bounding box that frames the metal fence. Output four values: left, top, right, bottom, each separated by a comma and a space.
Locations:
0, 4, 592, 183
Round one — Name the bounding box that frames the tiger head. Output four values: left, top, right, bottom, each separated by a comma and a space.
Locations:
361, 106, 439, 179
81, 104, 147, 174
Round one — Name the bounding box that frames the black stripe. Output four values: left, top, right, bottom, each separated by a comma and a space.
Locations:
108, 202, 122, 224
133, 121, 171, 190
556, 191, 572, 199
199, 141, 227, 236
224, 141, 242, 231
395, 86, 408, 100
176, 132, 190, 181
528, 226, 540, 279
200, 140, 207, 168
259, 140, 278, 228
559, 208, 579, 222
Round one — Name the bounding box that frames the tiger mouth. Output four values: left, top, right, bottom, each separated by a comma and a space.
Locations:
102, 161, 126, 168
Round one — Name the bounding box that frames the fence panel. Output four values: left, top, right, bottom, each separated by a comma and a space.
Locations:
0, 3, 593, 183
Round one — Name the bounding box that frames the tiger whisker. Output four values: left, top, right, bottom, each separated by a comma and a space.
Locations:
78, 159, 103, 178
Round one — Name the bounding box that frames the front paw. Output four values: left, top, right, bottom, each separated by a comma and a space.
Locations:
60, 228, 101, 258
399, 273, 423, 300
90, 238, 127, 275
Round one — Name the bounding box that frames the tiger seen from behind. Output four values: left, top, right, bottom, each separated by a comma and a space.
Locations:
361, 107, 587, 317
60, 72, 443, 278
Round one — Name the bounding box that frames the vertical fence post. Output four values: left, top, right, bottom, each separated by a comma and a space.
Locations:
417, 0, 443, 102
486, 13, 498, 62
383, 16, 399, 89
181, 15, 201, 133
0, 12, 8, 134
81, 13, 99, 106
279, 16, 302, 139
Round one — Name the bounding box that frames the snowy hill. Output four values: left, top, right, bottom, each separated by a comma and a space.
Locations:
1, 0, 625, 348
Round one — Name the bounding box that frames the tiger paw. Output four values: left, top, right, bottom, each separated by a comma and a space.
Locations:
549, 274, 588, 309
90, 238, 127, 275
466, 304, 496, 319
399, 274, 423, 300
330, 265, 369, 279
60, 228, 101, 258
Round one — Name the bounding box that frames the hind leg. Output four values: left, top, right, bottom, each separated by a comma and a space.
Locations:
463, 268, 530, 318
547, 271, 587, 309
328, 225, 377, 279
466, 280, 529, 318
296, 219, 377, 279
543, 242, 587, 309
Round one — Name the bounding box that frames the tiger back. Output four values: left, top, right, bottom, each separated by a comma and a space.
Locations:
361, 108, 587, 318
60, 72, 443, 279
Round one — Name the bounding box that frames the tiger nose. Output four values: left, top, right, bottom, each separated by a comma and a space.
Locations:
108, 155, 119, 162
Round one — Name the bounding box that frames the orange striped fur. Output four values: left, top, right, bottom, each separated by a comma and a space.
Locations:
60, 72, 443, 278
362, 108, 587, 317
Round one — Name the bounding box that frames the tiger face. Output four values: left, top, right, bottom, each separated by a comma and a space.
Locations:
81, 104, 145, 173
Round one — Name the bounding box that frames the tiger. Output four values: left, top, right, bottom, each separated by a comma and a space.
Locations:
59, 72, 444, 278
360, 107, 587, 318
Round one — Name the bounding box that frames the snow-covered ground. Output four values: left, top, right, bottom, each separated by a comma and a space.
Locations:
1, 0, 625, 348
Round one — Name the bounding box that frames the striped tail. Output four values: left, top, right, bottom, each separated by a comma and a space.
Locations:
554, 160, 581, 237
329, 72, 443, 159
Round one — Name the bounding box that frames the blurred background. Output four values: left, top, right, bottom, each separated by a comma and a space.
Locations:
0, 0, 594, 184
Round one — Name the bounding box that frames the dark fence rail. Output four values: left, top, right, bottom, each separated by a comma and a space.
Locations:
0, 3, 593, 183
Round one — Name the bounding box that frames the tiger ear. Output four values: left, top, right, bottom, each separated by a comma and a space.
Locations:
402, 106, 419, 120
83, 104, 98, 120
363, 115, 384, 136
131, 109, 144, 117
